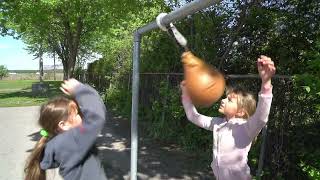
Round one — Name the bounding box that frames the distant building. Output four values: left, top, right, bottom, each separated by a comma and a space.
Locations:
43, 64, 64, 70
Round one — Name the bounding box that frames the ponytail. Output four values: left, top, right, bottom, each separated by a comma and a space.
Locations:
24, 136, 47, 180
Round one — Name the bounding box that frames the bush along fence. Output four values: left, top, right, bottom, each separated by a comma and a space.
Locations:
86, 72, 320, 179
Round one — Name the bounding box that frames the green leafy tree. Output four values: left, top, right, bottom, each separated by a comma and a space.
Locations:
0, 0, 141, 79
0, 65, 9, 80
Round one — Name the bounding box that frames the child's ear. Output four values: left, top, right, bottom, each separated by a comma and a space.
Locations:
69, 101, 78, 113
58, 121, 68, 131
236, 109, 245, 118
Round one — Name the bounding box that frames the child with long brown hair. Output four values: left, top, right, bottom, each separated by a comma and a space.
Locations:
181, 55, 276, 180
24, 79, 108, 180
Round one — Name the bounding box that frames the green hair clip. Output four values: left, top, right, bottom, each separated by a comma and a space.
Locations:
40, 129, 49, 137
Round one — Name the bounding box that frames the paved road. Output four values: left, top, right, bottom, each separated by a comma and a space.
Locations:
0, 106, 213, 180
0, 106, 62, 180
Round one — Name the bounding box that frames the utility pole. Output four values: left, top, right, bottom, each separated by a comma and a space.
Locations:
53, 52, 56, 80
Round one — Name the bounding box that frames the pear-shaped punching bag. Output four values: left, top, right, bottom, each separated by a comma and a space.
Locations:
182, 51, 226, 107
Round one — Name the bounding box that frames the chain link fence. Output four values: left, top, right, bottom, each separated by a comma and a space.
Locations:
86, 72, 318, 178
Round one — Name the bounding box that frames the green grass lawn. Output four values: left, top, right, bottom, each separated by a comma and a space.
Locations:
0, 80, 63, 107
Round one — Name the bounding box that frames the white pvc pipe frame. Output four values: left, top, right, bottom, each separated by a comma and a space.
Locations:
131, 1, 220, 179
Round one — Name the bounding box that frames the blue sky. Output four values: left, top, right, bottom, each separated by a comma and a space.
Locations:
0, 36, 53, 70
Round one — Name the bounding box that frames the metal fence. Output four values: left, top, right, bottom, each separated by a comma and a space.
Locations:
86, 72, 318, 178
136, 73, 298, 177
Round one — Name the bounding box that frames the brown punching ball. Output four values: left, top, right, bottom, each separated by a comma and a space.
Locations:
182, 51, 226, 107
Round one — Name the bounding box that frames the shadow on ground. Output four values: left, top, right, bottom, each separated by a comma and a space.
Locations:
97, 115, 213, 180
26, 131, 41, 152
26, 114, 213, 179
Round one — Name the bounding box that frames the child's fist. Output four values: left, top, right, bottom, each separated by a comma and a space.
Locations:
60, 78, 81, 96
257, 55, 276, 83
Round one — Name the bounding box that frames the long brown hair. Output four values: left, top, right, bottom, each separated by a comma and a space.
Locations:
24, 96, 74, 180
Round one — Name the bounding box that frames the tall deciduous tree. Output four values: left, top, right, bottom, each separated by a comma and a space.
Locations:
0, 0, 139, 79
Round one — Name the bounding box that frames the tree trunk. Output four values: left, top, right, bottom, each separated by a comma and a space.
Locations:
39, 46, 44, 82
49, 8, 83, 80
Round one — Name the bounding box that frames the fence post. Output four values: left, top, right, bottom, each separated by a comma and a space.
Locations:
161, 74, 170, 123
256, 125, 268, 177
128, 73, 131, 90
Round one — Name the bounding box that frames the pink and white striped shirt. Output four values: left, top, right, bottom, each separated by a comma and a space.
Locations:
182, 87, 273, 180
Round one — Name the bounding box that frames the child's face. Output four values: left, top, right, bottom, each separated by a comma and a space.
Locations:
218, 93, 239, 119
66, 107, 82, 129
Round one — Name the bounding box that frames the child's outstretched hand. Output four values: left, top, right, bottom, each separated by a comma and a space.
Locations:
60, 78, 81, 96
257, 55, 276, 84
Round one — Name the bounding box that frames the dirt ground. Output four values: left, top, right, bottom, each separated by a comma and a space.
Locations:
96, 114, 214, 180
